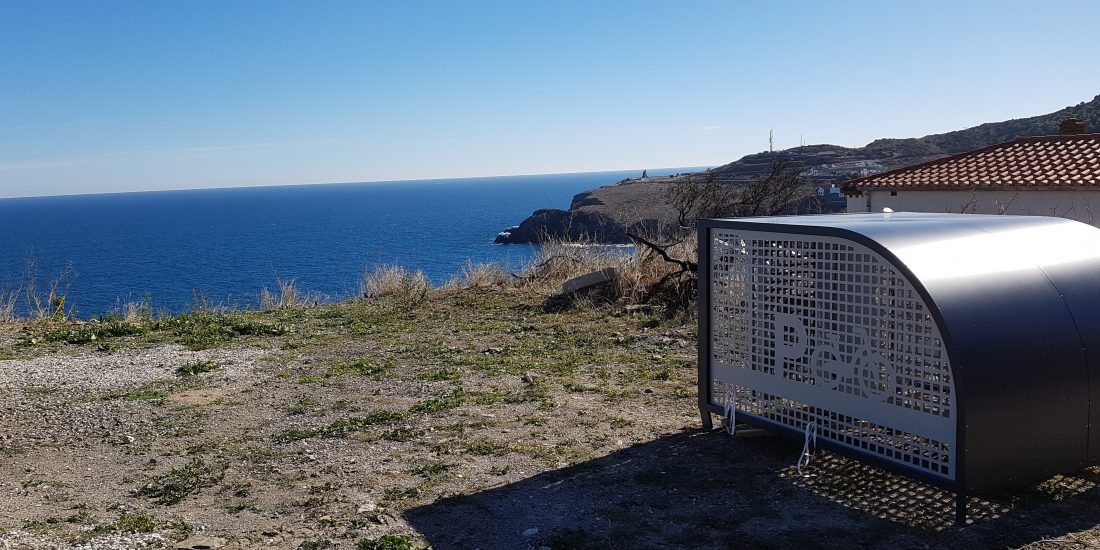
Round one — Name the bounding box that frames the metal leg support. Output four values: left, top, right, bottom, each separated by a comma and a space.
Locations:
954, 491, 968, 526
700, 407, 713, 430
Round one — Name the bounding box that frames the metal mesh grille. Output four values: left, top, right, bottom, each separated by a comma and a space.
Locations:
709, 229, 956, 479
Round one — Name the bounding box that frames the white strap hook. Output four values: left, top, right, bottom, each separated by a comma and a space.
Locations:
796, 419, 817, 475
722, 390, 737, 436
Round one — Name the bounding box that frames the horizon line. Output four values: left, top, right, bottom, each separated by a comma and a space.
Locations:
0, 164, 715, 201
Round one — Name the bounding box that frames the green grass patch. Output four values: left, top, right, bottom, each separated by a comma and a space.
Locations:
382, 486, 421, 501
298, 358, 393, 383
134, 458, 226, 505
176, 360, 219, 376
411, 462, 451, 482
227, 500, 256, 514
417, 367, 463, 381
287, 394, 315, 415
357, 535, 421, 550
274, 410, 406, 443
409, 387, 467, 414
464, 440, 509, 456
157, 312, 288, 350
121, 386, 169, 402
36, 319, 151, 346
378, 427, 424, 442
329, 358, 392, 379
609, 416, 633, 429
113, 513, 158, 533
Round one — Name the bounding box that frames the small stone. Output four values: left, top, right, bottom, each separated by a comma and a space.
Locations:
521, 373, 537, 384
175, 535, 226, 550
357, 501, 377, 513
119, 434, 135, 445
522, 527, 539, 537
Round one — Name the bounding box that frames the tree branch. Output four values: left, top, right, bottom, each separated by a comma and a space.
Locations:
626, 232, 697, 273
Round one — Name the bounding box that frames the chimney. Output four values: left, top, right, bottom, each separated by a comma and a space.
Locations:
1060, 118, 1086, 135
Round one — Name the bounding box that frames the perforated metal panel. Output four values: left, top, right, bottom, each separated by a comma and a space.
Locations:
708, 229, 956, 480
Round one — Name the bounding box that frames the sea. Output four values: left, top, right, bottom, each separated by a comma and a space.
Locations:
0, 167, 702, 318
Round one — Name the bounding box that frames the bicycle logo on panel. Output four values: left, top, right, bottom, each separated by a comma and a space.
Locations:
773, 312, 894, 398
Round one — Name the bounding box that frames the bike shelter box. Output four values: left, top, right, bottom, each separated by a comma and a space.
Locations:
696, 213, 1100, 522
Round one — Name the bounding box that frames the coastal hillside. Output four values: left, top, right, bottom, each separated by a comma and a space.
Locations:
497, 94, 1100, 244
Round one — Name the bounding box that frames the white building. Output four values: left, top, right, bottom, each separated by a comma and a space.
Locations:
844, 119, 1100, 225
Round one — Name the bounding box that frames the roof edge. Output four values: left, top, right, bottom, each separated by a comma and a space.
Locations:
842, 133, 1100, 193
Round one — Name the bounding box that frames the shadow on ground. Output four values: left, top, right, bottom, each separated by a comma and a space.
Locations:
406, 429, 1100, 549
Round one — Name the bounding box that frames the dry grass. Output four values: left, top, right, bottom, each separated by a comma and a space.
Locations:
259, 277, 302, 311
514, 231, 698, 311
519, 241, 625, 289
617, 231, 697, 307
24, 260, 73, 321
121, 299, 153, 322
104, 296, 156, 322
0, 258, 76, 322
361, 265, 432, 302
445, 260, 511, 290
0, 287, 18, 322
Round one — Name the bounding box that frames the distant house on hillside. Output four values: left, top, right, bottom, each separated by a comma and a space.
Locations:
843, 119, 1100, 225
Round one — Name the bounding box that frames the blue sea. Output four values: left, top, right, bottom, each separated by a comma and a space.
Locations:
0, 168, 701, 318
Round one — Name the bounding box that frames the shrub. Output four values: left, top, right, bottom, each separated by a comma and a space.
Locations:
514, 229, 699, 310
617, 229, 698, 310
360, 265, 432, 306
518, 236, 628, 291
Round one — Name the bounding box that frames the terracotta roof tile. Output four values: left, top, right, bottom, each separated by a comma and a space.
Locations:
845, 134, 1100, 194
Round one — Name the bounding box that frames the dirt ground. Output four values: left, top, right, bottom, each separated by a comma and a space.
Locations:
2, 289, 1100, 549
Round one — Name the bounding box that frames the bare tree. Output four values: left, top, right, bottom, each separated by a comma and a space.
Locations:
646, 158, 820, 282
665, 172, 738, 229
666, 158, 818, 228
729, 158, 818, 217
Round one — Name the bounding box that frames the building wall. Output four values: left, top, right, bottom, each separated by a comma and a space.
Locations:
846, 189, 1100, 226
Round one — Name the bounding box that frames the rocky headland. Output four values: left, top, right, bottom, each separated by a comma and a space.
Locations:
496, 94, 1100, 244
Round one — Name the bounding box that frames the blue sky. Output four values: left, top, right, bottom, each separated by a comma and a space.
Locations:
2, 1, 1098, 198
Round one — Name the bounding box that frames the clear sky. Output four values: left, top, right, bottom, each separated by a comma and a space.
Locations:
2, 1, 1098, 198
